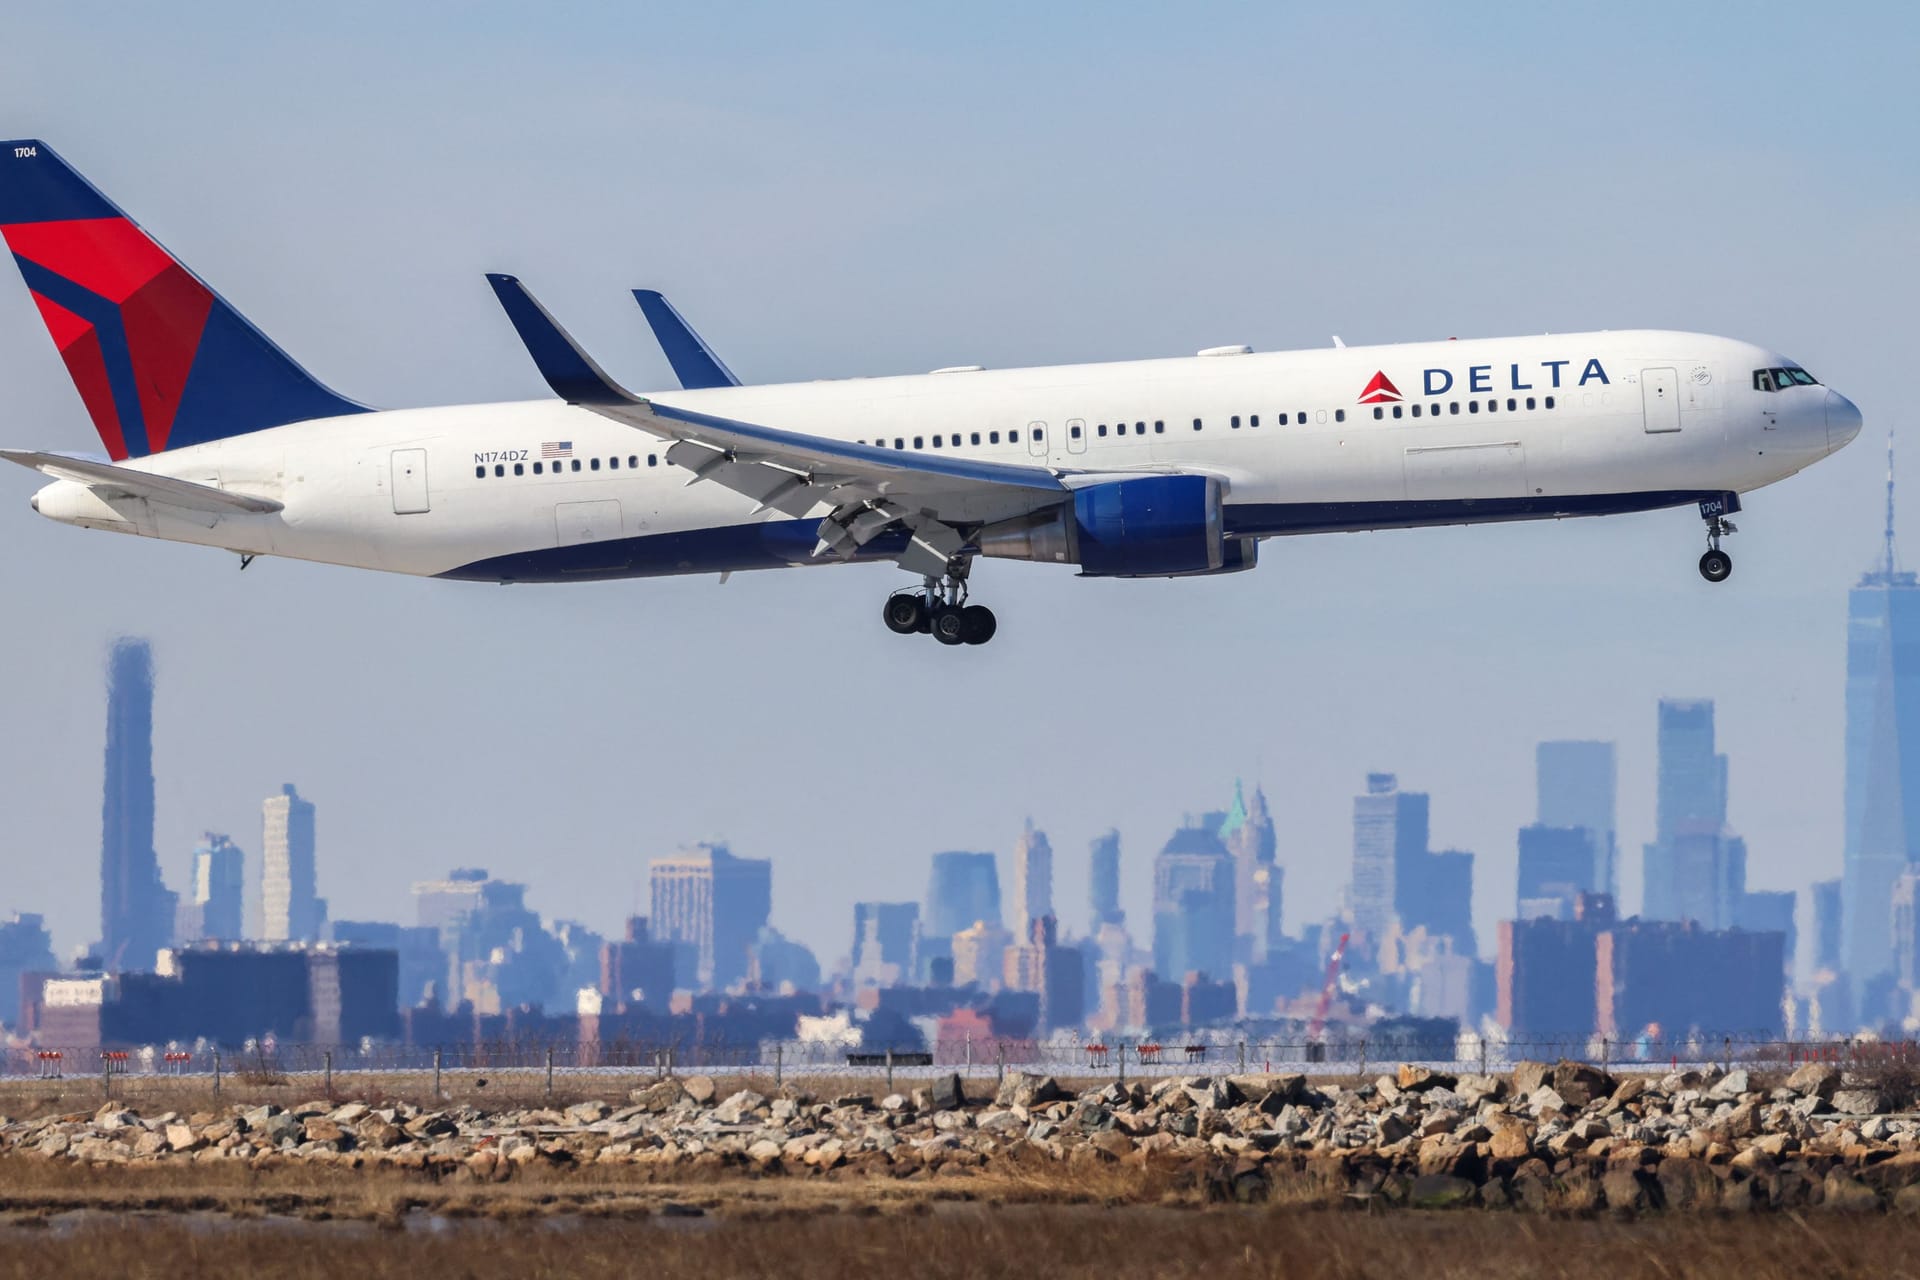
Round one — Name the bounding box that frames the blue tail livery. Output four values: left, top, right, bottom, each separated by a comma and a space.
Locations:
632, 288, 740, 389
0, 140, 364, 459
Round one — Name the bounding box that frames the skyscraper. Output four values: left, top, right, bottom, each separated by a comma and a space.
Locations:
851, 901, 918, 984
99, 638, 174, 973
1222, 780, 1283, 962
1812, 878, 1844, 973
1642, 700, 1744, 928
1151, 820, 1235, 981
182, 833, 245, 943
924, 851, 1002, 939
1844, 437, 1920, 990
1351, 773, 1428, 941
1088, 830, 1123, 932
260, 784, 324, 942
1516, 824, 1600, 920
1009, 820, 1053, 934
648, 842, 773, 990
1537, 740, 1618, 897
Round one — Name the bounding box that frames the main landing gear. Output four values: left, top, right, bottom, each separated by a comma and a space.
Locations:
884, 571, 997, 646
1697, 494, 1739, 583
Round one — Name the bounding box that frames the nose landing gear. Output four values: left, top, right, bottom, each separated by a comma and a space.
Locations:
1697, 494, 1739, 583
883, 567, 997, 646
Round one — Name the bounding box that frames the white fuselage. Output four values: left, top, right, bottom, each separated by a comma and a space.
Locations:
28, 328, 1855, 582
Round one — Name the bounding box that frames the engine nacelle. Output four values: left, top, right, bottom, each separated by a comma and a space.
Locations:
977, 475, 1234, 577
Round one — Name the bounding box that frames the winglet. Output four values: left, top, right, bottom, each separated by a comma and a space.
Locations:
484, 274, 639, 407
632, 289, 740, 389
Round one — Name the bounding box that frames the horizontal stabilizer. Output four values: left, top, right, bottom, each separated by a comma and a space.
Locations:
0, 449, 283, 513
633, 289, 739, 389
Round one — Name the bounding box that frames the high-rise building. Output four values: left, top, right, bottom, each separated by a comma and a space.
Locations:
1088, 830, 1123, 932
648, 842, 773, 990
951, 918, 1012, 988
1844, 439, 1920, 989
1407, 849, 1477, 955
599, 917, 675, 1013
1516, 825, 1600, 920
1642, 700, 1745, 928
1009, 820, 1053, 934
1536, 740, 1618, 897
1352, 773, 1428, 941
851, 901, 919, 985
925, 851, 1002, 939
1151, 820, 1235, 982
1222, 780, 1283, 963
1894, 871, 1920, 996
260, 785, 324, 942
1812, 878, 1844, 973
330, 919, 448, 1011
99, 638, 174, 973
1003, 915, 1084, 1032
0, 913, 56, 1028
1735, 889, 1798, 976
181, 833, 245, 943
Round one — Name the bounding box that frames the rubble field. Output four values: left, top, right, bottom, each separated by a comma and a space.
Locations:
1, 1059, 1918, 1219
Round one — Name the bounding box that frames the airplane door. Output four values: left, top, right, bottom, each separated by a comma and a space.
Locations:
1642, 368, 1681, 434
1026, 421, 1048, 458
1064, 417, 1088, 456
391, 449, 430, 514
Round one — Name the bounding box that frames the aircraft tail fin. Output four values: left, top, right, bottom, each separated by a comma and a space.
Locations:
0, 140, 365, 459
632, 289, 739, 389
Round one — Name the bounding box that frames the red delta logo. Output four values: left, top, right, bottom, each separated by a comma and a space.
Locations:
1357, 371, 1402, 404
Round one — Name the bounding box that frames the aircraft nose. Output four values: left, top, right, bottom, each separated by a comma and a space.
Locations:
1827, 389, 1863, 453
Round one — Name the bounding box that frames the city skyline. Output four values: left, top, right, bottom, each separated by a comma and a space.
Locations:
0, 4, 1910, 983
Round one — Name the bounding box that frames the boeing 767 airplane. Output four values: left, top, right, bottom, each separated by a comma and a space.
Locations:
0, 141, 1862, 646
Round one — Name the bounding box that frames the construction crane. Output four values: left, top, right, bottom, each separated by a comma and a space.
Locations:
1307, 932, 1350, 1042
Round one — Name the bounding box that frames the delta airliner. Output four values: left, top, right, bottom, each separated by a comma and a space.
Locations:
1, 141, 1863, 646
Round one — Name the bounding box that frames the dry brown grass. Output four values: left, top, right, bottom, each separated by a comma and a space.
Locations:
0, 1203, 1912, 1279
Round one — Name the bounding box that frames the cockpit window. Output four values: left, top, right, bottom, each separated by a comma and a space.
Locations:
1753, 366, 1820, 392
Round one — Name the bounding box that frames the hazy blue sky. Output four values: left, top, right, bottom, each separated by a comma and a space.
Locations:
1, 3, 1914, 969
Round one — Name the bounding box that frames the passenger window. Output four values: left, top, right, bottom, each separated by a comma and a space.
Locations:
1526, 397, 1536, 410
534, 461, 544, 475
894, 438, 905, 449
1411, 404, 1421, 418
1070, 425, 1082, 440
1193, 418, 1203, 431
514, 462, 524, 476
1011, 430, 1020, 443
914, 436, 924, 448
1154, 420, 1165, 434
1506, 398, 1517, 411
609, 457, 620, 470
629, 456, 639, 468
971, 432, 981, 445
590, 457, 601, 470
1544, 396, 1555, 410
1334, 409, 1345, 423
1231, 415, 1241, 429
1449, 402, 1459, 415
572, 459, 582, 471
494, 464, 505, 477
474, 466, 484, 479
989, 431, 1000, 444
1096, 424, 1107, 437
1373, 407, 1384, 420
1469, 402, 1480, 414
1487, 400, 1498, 414
649, 455, 658, 466
1251, 414, 1260, 428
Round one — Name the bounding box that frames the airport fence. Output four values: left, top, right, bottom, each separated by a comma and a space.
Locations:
1, 1032, 1914, 1105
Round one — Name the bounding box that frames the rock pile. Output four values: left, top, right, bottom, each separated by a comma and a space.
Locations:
5, 1060, 1918, 1211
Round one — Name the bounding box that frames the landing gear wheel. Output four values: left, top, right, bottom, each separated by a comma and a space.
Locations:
1699, 549, 1733, 583
960, 605, 997, 645
883, 593, 926, 635
930, 605, 967, 646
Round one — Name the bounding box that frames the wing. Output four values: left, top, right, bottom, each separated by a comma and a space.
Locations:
632, 289, 741, 389
0, 449, 283, 513
487, 274, 1069, 576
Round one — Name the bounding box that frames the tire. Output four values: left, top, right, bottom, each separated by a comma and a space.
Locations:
961, 605, 997, 645
1699, 549, 1733, 583
883, 594, 926, 635
930, 605, 967, 645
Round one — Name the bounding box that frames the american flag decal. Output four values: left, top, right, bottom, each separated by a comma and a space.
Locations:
540, 441, 573, 459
